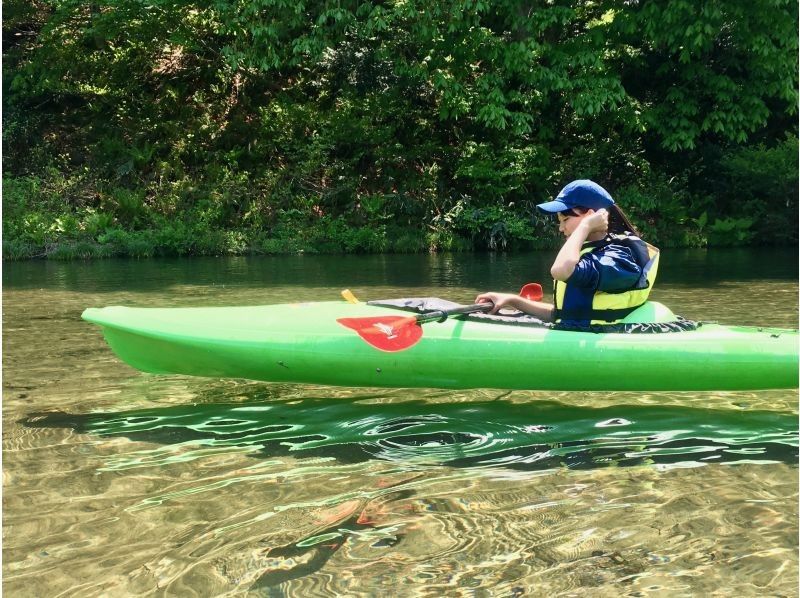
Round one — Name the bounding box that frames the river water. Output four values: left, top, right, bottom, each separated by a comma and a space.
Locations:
3, 249, 798, 596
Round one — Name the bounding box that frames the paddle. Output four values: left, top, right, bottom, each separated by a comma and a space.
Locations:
341, 289, 360, 304
337, 303, 493, 352
337, 282, 545, 352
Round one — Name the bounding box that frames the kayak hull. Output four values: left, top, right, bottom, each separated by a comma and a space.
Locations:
82, 301, 799, 391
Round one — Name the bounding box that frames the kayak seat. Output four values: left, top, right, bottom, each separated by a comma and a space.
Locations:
621, 301, 678, 324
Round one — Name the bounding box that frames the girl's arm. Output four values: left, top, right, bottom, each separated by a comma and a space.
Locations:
550, 210, 609, 281
475, 292, 555, 321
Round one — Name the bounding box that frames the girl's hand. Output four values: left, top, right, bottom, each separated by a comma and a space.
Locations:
582, 209, 609, 235
475, 292, 519, 314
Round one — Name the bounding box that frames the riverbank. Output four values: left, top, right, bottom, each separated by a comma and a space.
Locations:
4, 164, 796, 261
3, 213, 794, 262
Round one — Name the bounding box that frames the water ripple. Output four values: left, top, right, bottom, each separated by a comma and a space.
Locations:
22, 398, 798, 473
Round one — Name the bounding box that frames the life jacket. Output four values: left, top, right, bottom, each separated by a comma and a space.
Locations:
553, 234, 660, 325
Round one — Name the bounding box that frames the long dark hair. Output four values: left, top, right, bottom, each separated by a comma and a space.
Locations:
567, 205, 640, 237
607, 205, 640, 237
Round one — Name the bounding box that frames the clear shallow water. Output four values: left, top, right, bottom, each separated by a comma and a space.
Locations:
3, 249, 798, 596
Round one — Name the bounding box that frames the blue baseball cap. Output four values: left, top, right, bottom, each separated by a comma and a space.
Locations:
537, 180, 615, 213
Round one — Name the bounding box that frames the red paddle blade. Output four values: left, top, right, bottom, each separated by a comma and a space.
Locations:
519, 283, 543, 301
337, 315, 422, 352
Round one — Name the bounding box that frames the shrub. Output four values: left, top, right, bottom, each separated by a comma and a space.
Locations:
717, 135, 798, 244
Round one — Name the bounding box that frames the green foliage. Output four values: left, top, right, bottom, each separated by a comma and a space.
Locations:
83, 210, 115, 236
706, 217, 756, 247
612, 0, 798, 151
106, 187, 146, 225
2, 0, 797, 259
454, 203, 536, 251
388, 228, 431, 253
3, 239, 36, 260
716, 135, 799, 244
615, 173, 701, 247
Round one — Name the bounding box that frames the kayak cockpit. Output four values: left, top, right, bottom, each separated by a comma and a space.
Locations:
368, 298, 686, 331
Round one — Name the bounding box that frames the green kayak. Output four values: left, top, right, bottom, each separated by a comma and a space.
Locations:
82, 299, 798, 391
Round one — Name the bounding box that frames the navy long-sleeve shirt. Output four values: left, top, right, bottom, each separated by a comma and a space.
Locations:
567, 241, 643, 292
557, 235, 649, 327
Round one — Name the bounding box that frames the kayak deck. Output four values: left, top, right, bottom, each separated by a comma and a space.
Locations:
82, 301, 799, 391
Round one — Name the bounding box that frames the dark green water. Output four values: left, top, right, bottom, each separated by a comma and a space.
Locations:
3, 249, 798, 595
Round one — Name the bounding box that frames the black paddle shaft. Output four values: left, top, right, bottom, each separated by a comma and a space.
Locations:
414, 303, 493, 324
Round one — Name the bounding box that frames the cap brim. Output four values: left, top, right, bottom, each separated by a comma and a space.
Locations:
536, 200, 570, 213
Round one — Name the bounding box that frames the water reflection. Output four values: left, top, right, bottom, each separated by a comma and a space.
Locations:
5, 248, 797, 293
23, 399, 798, 472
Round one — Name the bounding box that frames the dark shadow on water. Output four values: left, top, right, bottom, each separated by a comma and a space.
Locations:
21, 398, 799, 471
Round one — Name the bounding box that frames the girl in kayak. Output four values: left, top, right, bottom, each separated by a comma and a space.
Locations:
476, 180, 659, 330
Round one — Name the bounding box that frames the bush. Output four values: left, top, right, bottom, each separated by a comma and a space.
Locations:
3, 239, 35, 260
717, 135, 798, 244
258, 237, 304, 254
615, 173, 708, 247
342, 225, 387, 253
706, 217, 756, 247
388, 228, 429, 253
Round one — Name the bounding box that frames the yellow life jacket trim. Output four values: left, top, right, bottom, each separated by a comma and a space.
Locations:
554, 237, 660, 325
